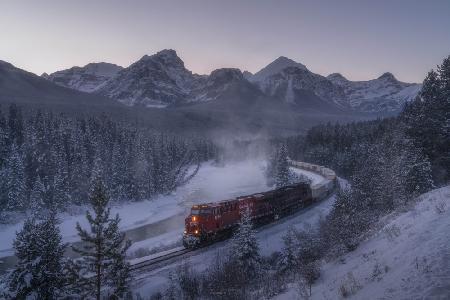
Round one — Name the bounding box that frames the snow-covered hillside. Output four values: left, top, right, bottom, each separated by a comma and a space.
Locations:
42, 62, 123, 92
275, 185, 450, 300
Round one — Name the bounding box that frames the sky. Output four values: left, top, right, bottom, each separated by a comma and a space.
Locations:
0, 0, 449, 83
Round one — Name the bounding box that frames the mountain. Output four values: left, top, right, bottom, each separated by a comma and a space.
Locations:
327, 72, 421, 113
249, 56, 307, 82
43, 62, 123, 92
95, 49, 205, 107
38, 50, 422, 114
188, 68, 246, 103
249, 57, 421, 113
1, 59, 372, 136
0, 60, 122, 110
250, 64, 348, 112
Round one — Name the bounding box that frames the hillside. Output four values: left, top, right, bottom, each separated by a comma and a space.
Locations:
275, 186, 450, 299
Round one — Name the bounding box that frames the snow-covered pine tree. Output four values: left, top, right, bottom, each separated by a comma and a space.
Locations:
3, 213, 66, 299
279, 226, 300, 275
2, 143, 26, 211
405, 147, 434, 197
71, 180, 132, 300
0, 106, 7, 167
230, 206, 261, 276
7, 103, 24, 146
326, 184, 368, 251
275, 144, 291, 188
29, 175, 45, 216
52, 150, 70, 210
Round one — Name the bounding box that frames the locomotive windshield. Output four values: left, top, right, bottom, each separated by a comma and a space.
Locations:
191, 208, 211, 215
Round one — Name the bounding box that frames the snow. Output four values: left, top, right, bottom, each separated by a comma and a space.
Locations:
274, 185, 450, 300
130, 246, 185, 265
291, 167, 324, 185
132, 169, 332, 296
0, 160, 274, 259
1, 158, 330, 295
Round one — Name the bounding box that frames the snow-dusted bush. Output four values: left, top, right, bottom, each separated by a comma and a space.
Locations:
339, 272, 361, 298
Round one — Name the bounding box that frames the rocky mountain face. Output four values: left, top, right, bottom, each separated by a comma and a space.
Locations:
42, 50, 422, 113
94, 49, 205, 107
42, 62, 123, 93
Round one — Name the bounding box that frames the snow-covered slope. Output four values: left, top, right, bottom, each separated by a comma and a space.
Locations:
327, 72, 422, 113
42, 62, 123, 92
275, 185, 450, 300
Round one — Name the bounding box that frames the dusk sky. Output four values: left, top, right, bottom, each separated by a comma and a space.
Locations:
1, 0, 449, 82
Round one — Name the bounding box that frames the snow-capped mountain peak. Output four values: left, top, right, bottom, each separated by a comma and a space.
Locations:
378, 72, 397, 81
94, 49, 200, 107
40, 50, 422, 113
328, 72, 421, 113
250, 56, 307, 82
42, 62, 123, 93
326, 73, 349, 86
208, 68, 243, 84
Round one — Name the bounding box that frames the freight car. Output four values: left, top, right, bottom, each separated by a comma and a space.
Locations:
182, 161, 336, 248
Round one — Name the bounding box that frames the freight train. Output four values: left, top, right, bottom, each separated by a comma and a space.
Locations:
182, 161, 336, 248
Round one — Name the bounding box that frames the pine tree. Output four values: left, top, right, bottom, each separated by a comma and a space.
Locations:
2, 143, 26, 211
230, 206, 261, 276
275, 144, 291, 188
3, 213, 66, 299
7, 104, 24, 146
0, 106, 7, 167
326, 184, 368, 251
71, 180, 132, 300
279, 226, 300, 275
29, 175, 45, 216
405, 149, 434, 197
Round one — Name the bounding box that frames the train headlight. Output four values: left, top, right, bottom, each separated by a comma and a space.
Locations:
194, 230, 199, 234
192, 216, 197, 222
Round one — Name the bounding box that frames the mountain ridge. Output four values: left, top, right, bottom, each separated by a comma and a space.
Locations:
40, 50, 422, 113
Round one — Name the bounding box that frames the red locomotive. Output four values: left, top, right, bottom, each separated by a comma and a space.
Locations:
183, 182, 314, 248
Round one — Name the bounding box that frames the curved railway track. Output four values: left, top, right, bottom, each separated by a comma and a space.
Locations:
129, 161, 337, 273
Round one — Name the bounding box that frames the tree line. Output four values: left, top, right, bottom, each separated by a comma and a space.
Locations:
0, 105, 216, 221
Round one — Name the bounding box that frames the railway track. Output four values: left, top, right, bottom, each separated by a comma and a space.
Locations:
129, 162, 337, 274
131, 247, 193, 272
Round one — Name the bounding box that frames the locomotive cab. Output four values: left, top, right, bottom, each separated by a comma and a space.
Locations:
183, 204, 213, 248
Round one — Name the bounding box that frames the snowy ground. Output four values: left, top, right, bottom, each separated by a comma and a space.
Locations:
0, 160, 277, 263
132, 171, 333, 296
274, 185, 450, 300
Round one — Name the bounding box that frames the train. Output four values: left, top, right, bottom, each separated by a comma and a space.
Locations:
182, 161, 337, 248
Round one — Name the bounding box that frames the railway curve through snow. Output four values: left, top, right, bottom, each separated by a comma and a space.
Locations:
128, 160, 337, 283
